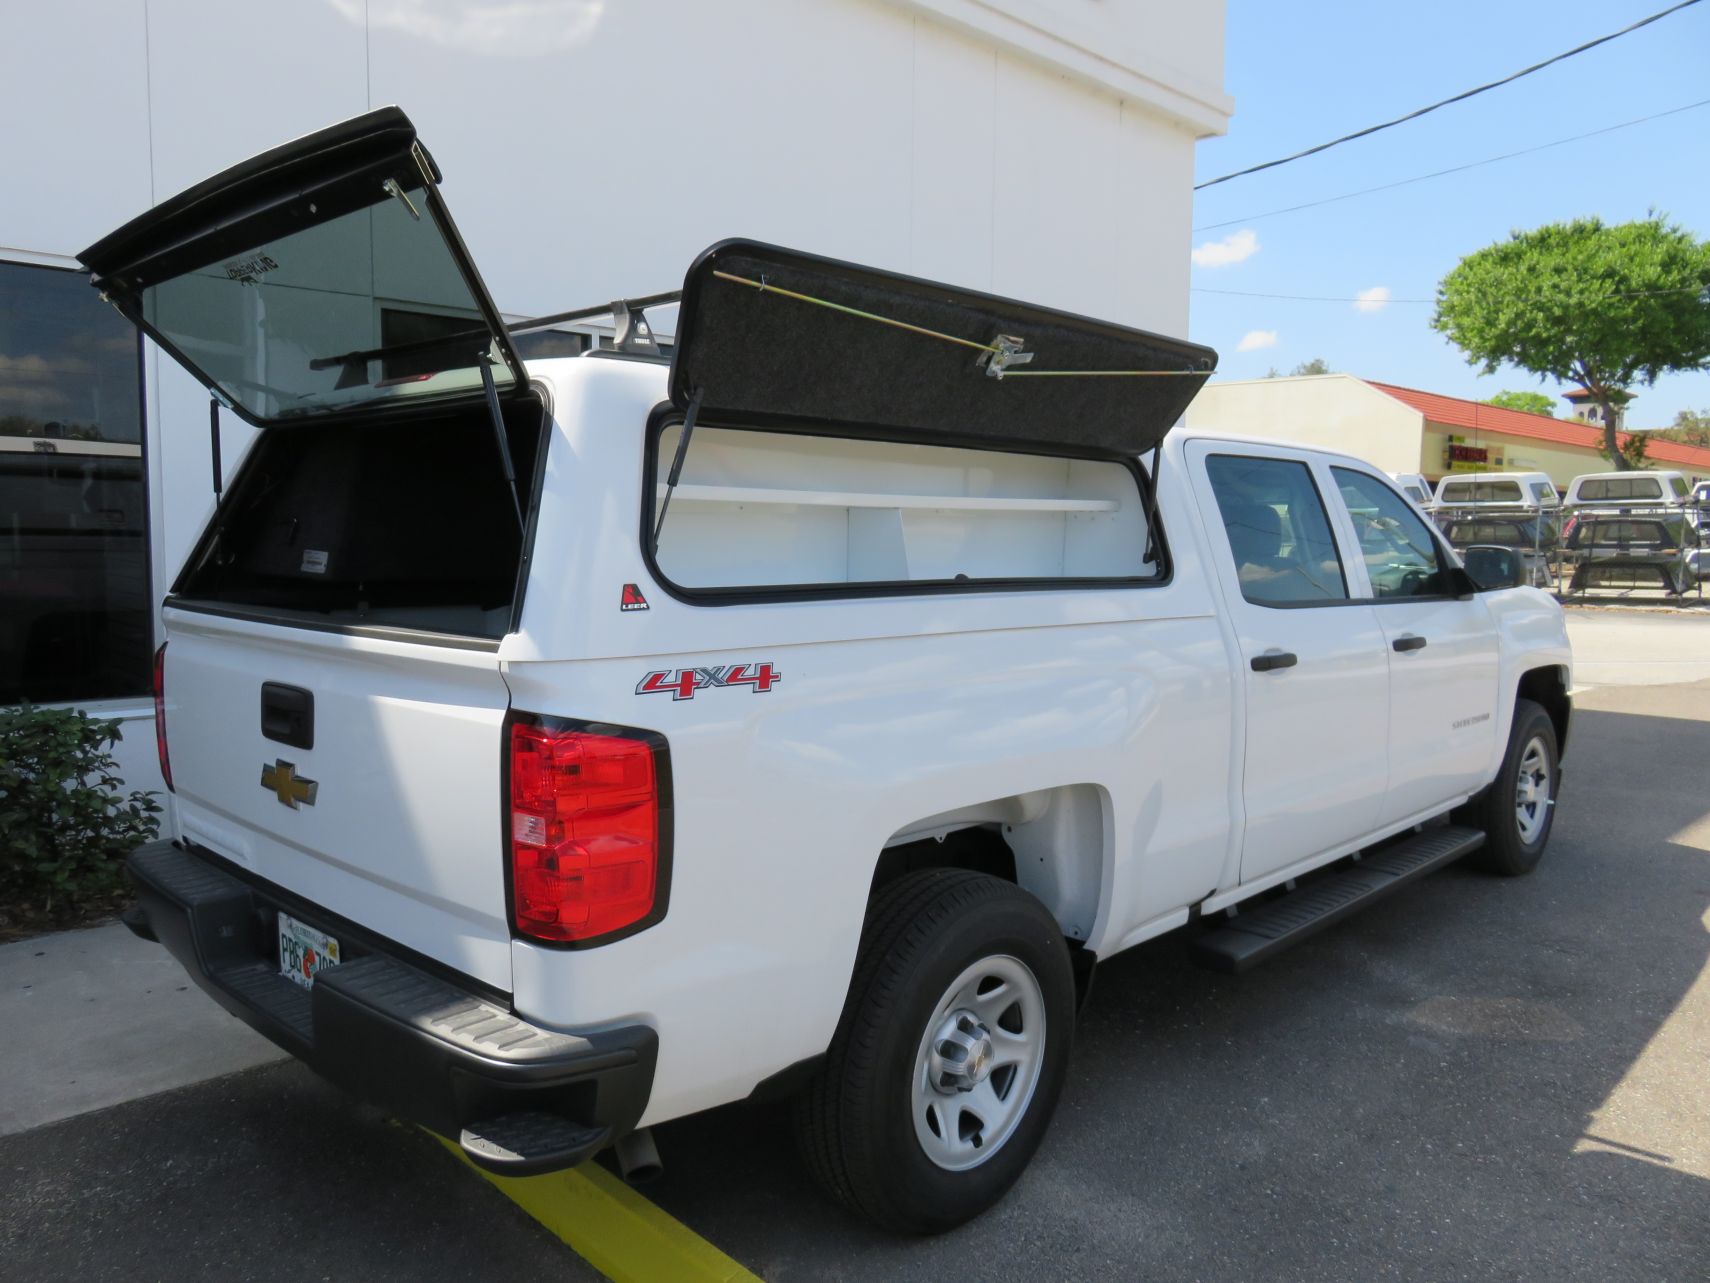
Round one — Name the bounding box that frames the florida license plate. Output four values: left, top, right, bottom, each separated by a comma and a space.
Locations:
278, 911, 340, 990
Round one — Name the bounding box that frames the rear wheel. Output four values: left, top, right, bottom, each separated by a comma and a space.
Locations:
795, 869, 1075, 1233
1468, 698, 1559, 876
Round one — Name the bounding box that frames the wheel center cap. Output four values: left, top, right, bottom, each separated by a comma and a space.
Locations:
928, 1009, 996, 1094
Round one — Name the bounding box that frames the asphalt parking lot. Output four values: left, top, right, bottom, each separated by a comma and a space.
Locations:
4, 613, 1708, 1281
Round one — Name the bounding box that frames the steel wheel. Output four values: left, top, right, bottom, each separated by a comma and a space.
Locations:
911, 954, 1046, 1172
1513, 735, 1552, 845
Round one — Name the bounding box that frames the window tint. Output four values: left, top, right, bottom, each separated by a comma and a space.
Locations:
1577, 476, 1662, 502
138, 182, 515, 421
1670, 475, 1690, 499
1531, 482, 1559, 504
1204, 455, 1347, 605
1569, 520, 1674, 549
1333, 468, 1448, 598
0, 261, 149, 702
1440, 479, 1523, 504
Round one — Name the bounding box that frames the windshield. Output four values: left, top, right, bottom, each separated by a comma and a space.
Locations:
140, 176, 514, 421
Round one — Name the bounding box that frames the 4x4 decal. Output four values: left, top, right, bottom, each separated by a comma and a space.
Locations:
636, 663, 781, 701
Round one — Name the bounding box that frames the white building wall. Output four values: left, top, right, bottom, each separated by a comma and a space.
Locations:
1187, 374, 1430, 475
2, 0, 1229, 795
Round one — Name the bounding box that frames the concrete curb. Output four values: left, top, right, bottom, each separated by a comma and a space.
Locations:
0, 920, 284, 1137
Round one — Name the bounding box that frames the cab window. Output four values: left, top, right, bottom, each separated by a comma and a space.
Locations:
1332, 468, 1449, 599
1204, 455, 1347, 606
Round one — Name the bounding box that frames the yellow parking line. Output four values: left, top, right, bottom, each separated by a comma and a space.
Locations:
434, 1135, 762, 1283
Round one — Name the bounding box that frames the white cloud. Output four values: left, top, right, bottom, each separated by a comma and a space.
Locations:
1354, 286, 1391, 313
1236, 329, 1278, 352
1192, 228, 1259, 269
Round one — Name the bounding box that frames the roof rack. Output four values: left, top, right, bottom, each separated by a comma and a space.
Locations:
507, 291, 682, 356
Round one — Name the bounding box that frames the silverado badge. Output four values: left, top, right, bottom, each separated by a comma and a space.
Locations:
261, 759, 319, 809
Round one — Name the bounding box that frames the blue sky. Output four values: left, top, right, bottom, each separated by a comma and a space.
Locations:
1189, 0, 1710, 425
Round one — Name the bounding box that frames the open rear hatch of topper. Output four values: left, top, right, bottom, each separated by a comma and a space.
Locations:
78, 106, 523, 427
669, 239, 1217, 458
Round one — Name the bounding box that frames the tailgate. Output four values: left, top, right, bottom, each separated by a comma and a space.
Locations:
163, 606, 514, 991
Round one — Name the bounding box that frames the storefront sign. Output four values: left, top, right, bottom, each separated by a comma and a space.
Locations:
1445, 435, 1491, 473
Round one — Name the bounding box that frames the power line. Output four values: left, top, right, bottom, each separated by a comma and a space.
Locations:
1193, 285, 1707, 305
1193, 98, 1710, 232
1194, 0, 1705, 191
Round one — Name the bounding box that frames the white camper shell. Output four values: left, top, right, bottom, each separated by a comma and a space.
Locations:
1564, 470, 1694, 508
1389, 471, 1435, 511
1434, 471, 1561, 510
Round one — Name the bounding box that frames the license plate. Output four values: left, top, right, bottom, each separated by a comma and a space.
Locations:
278, 911, 341, 990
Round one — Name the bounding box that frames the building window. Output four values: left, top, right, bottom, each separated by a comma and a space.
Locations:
0, 260, 149, 704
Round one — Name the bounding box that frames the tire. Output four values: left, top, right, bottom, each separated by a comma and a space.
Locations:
1467, 698, 1559, 877
794, 869, 1076, 1233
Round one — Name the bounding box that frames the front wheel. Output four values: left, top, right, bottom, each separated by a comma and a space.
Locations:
1468, 698, 1560, 876
794, 869, 1075, 1233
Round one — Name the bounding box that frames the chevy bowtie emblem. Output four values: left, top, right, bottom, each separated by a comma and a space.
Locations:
261, 759, 318, 809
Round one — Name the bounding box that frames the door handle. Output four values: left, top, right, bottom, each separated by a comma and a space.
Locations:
1392, 635, 1428, 653
261, 682, 314, 750
1250, 651, 1298, 673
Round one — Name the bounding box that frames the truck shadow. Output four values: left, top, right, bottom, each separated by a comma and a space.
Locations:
643, 695, 1710, 1281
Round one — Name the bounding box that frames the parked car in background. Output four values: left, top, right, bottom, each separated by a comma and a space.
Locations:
1440, 513, 1560, 589
1564, 514, 1696, 596
1389, 472, 1435, 511
1434, 472, 1561, 511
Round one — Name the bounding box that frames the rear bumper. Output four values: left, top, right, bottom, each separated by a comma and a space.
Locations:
126, 841, 655, 1174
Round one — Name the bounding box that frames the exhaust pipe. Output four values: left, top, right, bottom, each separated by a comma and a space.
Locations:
613, 1127, 662, 1184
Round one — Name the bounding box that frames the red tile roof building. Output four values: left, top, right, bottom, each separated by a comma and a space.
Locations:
1367, 381, 1710, 473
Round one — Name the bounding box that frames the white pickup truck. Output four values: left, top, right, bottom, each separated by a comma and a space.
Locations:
86, 110, 1572, 1233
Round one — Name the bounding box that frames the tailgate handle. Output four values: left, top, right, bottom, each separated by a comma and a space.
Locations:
260, 683, 314, 750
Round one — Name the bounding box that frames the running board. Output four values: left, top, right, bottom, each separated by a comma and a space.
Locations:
1191, 826, 1485, 973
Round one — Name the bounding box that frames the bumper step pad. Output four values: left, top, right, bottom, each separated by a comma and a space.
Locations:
1191, 826, 1485, 973
460, 1113, 610, 1176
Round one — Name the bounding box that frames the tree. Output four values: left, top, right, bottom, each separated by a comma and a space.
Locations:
1649, 408, 1710, 448
1265, 358, 1331, 377
1433, 215, 1710, 470
1483, 390, 1556, 417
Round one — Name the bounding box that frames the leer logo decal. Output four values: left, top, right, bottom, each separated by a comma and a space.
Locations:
620, 583, 650, 611
636, 663, 781, 701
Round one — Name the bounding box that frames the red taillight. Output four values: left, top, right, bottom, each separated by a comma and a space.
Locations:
507, 716, 665, 944
152, 642, 174, 793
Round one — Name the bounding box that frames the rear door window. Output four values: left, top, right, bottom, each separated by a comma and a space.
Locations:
1203, 455, 1347, 606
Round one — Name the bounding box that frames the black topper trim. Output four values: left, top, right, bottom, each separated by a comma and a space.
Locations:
669, 238, 1215, 460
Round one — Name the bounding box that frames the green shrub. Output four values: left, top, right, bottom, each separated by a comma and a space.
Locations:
0, 704, 161, 912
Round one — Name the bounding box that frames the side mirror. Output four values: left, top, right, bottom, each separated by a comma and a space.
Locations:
1460, 545, 1526, 592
